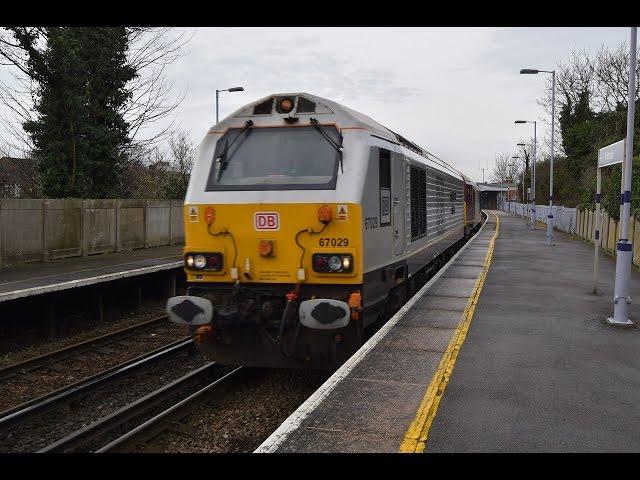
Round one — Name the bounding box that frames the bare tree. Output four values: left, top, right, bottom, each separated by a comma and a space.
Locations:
491, 153, 520, 183
0, 27, 193, 154
536, 42, 640, 158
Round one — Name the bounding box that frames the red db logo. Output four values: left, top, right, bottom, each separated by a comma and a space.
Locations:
254, 212, 280, 231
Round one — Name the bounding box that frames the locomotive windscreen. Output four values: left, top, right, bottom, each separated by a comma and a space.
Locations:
206, 126, 340, 191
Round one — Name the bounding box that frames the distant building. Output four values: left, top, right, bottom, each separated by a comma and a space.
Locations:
148, 160, 172, 171
0, 157, 39, 198
477, 182, 518, 210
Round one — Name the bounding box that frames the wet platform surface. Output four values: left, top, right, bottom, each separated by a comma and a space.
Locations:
0, 245, 183, 302
258, 210, 640, 452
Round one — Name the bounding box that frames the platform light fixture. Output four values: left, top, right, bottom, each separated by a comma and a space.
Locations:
515, 120, 538, 230
216, 86, 245, 124
511, 155, 526, 211
520, 67, 555, 244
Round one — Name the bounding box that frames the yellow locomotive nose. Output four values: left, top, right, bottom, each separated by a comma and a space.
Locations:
182, 203, 361, 286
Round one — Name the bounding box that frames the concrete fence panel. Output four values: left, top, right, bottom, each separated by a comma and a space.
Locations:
170, 200, 184, 244
0, 198, 185, 268
46, 199, 83, 260
0, 199, 44, 266
118, 199, 145, 251
83, 199, 117, 255
145, 199, 171, 248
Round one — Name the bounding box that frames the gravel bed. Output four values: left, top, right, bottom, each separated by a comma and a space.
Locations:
77, 364, 236, 453
137, 367, 331, 453
0, 322, 189, 413
0, 304, 168, 367
0, 345, 210, 452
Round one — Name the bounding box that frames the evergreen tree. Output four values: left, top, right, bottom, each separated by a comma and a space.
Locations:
12, 27, 136, 197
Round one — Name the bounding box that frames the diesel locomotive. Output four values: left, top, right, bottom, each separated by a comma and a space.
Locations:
166, 93, 482, 368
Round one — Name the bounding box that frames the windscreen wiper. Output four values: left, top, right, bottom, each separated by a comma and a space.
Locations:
309, 118, 344, 173
215, 120, 254, 181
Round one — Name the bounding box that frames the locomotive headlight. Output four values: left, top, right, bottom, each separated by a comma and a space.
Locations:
194, 255, 207, 269
186, 255, 194, 268
328, 255, 342, 271
311, 253, 353, 273
278, 97, 294, 113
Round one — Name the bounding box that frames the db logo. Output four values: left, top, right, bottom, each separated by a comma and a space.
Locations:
254, 212, 280, 231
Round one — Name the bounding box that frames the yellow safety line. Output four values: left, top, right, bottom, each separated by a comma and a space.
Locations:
399, 211, 500, 453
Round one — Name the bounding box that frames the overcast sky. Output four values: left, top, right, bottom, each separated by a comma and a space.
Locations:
1, 27, 632, 182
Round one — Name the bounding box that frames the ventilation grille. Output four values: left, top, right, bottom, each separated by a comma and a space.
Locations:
410, 164, 427, 240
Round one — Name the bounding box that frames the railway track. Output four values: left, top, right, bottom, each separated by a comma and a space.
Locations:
94, 367, 245, 453
0, 315, 170, 382
0, 338, 193, 428
38, 363, 240, 452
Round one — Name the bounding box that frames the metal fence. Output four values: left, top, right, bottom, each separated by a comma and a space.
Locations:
501, 202, 640, 267
502, 202, 577, 235
0, 199, 184, 267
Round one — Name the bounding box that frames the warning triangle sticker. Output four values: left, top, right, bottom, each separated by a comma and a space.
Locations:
339, 206, 346, 214
189, 206, 199, 222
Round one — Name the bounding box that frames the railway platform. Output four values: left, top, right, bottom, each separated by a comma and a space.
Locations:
0, 245, 183, 302
257, 210, 640, 453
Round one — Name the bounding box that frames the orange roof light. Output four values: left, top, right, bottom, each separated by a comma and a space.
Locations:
258, 240, 274, 257
317, 205, 332, 224
204, 207, 216, 224
279, 98, 294, 113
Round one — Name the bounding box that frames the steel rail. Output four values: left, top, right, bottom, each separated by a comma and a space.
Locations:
95, 366, 245, 453
38, 361, 223, 453
0, 337, 193, 428
0, 315, 170, 382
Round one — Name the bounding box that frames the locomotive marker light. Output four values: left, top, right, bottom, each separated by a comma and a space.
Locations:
194, 255, 207, 269
278, 97, 294, 113
606, 26, 636, 327
204, 206, 216, 224
515, 120, 537, 230
215, 86, 244, 124
520, 69, 554, 244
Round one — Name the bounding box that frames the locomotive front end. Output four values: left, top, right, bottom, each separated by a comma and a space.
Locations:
169, 202, 364, 368
166, 94, 366, 368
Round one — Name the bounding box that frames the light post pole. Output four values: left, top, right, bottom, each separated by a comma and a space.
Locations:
520, 68, 555, 244
512, 155, 525, 218
607, 26, 637, 327
515, 120, 537, 229
216, 86, 245, 124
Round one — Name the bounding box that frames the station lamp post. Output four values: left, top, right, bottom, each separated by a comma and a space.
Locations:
516, 142, 533, 227
520, 68, 555, 245
216, 86, 245, 124
511, 155, 526, 217
515, 120, 537, 229
607, 27, 637, 327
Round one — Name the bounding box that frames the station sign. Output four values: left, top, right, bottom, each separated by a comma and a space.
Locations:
598, 139, 625, 168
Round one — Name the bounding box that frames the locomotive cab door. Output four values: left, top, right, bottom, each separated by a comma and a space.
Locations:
391, 151, 406, 256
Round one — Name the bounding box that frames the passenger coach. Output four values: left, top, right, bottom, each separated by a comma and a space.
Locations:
167, 93, 482, 368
